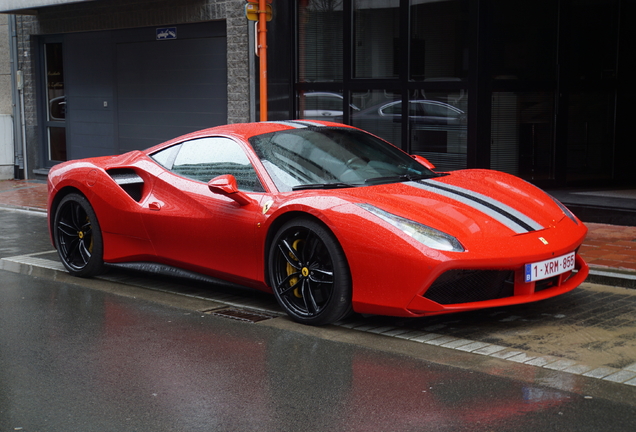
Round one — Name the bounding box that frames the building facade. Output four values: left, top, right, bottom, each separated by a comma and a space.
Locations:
1, 14, 13, 179
1, 0, 253, 179
0, 0, 633, 190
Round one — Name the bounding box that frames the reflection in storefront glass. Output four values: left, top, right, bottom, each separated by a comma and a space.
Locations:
566, 91, 614, 183
354, 0, 400, 79
410, 0, 469, 81
48, 127, 67, 162
298, 90, 347, 122
46, 43, 65, 121
298, 0, 343, 83
490, 0, 557, 82
491, 91, 554, 180
45, 42, 67, 162
350, 90, 402, 147
410, 91, 468, 171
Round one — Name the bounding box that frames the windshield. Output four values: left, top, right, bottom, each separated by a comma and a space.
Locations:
249, 127, 437, 192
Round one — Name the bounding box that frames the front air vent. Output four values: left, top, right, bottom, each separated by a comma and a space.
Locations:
424, 269, 515, 305
107, 168, 144, 202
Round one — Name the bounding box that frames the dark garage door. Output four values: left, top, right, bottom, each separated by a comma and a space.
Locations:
116, 36, 227, 152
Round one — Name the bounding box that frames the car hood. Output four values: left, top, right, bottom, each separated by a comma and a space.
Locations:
334, 169, 577, 241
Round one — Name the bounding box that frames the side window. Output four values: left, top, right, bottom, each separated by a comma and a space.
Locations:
151, 144, 182, 169
170, 137, 265, 192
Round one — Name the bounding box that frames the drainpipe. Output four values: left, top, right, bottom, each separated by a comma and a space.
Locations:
248, 22, 256, 122
8, 15, 27, 179
18, 70, 27, 180
257, 0, 268, 121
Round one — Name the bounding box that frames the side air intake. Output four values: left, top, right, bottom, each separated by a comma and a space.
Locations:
107, 168, 144, 202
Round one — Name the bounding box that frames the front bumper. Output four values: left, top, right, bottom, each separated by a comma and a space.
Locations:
405, 254, 589, 316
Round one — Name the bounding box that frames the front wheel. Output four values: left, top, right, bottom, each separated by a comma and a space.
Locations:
268, 218, 352, 325
53, 193, 104, 277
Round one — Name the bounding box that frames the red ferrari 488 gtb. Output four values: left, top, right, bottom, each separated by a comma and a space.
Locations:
48, 121, 588, 325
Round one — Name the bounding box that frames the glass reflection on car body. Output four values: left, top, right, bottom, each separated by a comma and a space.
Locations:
249, 127, 438, 192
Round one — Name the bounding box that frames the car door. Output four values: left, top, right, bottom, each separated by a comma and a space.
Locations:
140, 136, 268, 285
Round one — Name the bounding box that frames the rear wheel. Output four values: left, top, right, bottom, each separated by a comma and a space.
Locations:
268, 218, 352, 325
53, 193, 104, 277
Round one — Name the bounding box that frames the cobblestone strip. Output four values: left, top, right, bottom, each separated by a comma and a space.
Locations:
338, 317, 636, 387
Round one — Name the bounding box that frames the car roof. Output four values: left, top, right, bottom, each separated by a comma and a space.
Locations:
144, 120, 356, 154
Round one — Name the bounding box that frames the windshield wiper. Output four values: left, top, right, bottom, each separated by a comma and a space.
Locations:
364, 174, 434, 185
292, 182, 359, 191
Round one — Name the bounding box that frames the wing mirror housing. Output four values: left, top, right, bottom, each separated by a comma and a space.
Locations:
412, 154, 436, 170
208, 175, 253, 206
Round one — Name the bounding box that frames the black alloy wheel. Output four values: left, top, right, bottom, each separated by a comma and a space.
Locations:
269, 218, 352, 325
54, 193, 104, 277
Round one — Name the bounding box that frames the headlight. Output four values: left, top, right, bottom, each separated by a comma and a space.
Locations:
549, 195, 579, 225
358, 204, 464, 252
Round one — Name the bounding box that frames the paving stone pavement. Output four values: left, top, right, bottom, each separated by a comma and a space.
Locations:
0, 179, 48, 211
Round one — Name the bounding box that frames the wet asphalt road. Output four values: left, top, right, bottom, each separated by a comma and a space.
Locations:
2, 208, 636, 431
3, 269, 636, 432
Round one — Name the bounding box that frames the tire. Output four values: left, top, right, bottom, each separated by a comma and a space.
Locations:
53, 193, 104, 277
268, 218, 352, 325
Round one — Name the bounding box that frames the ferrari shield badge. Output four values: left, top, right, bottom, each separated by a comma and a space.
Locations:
262, 200, 274, 214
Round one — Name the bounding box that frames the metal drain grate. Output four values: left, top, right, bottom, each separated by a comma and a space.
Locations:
205, 307, 277, 323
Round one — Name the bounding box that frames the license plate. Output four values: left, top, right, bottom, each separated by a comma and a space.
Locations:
524, 252, 576, 282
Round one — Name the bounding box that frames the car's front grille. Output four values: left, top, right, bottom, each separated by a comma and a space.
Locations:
423, 269, 515, 305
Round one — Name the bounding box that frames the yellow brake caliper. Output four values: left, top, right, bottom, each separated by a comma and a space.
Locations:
80, 216, 93, 254
286, 239, 305, 298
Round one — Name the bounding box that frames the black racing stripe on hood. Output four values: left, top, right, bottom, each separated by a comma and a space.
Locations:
420, 180, 539, 233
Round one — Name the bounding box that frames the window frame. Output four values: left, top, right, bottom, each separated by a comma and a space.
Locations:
149, 136, 266, 193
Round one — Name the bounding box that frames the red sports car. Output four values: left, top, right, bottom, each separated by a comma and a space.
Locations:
47, 121, 589, 325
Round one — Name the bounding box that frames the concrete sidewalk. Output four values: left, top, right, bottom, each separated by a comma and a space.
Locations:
2, 179, 635, 288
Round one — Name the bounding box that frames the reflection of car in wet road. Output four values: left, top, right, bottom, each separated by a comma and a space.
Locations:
48, 120, 588, 326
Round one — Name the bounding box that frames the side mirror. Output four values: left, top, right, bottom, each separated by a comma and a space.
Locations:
208, 175, 252, 206
412, 154, 436, 170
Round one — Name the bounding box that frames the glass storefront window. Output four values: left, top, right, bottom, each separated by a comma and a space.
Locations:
45, 42, 67, 162
350, 90, 402, 146
567, 91, 614, 183
410, 91, 468, 171
410, 0, 468, 81
46, 43, 65, 121
353, 0, 400, 79
491, 91, 554, 180
298, 0, 343, 82
565, 0, 618, 183
48, 127, 67, 162
296, 1, 469, 168
298, 90, 346, 122
490, 0, 557, 81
